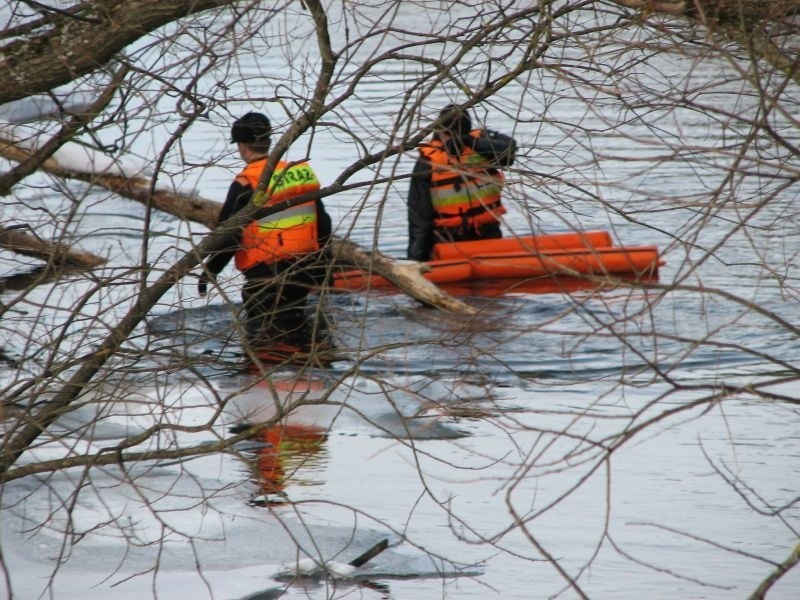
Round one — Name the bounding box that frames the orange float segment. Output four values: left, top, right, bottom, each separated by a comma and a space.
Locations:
426, 259, 475, 283
432, 230, 614, 260
437, 274, 652, 298
331, 269, 391, 290
469, 246, 662, 279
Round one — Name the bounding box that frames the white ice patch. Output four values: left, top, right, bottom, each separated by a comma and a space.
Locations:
273, 557, 357, 580
1, 121, 151, 179
52, 143, 150, 178
0, 92, 98, 124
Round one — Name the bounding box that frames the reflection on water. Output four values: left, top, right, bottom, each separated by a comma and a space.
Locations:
227, 374, 331, 504
252, 423, 328, 499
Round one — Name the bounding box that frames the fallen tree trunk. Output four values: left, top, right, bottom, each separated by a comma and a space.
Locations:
0, 138, 478, 315
0, 138, 221, 229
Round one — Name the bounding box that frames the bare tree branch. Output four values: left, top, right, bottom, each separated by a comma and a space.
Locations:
0, 225, 105, 269
748, 542, 800, 600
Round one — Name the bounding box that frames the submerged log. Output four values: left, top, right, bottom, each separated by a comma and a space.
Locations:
0, 137, 220, 228
0, 138, 477, 314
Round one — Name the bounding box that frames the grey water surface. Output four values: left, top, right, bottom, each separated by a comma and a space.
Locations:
1, 4, 799, 600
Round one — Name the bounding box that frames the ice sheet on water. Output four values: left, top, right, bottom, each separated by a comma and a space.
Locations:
2, 463, 476, 599
2, 440, 474, 576
223, 372, 470, 441
271, 548, 481, 584
1, 121, 151, 178
2, 391, 481, 599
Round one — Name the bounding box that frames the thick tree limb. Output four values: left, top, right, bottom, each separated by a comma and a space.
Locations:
612, 0, 687, 15
612, 1, 800, 86
612, 0, 800, 20
747, 542, 800, 600
0, 0, 228, 105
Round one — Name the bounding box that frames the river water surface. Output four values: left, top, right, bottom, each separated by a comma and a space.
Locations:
1, 3, 799, 600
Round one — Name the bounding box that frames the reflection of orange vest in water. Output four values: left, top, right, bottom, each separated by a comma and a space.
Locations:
257, 424, 328, 494
253, 376, 329, 494
419, 130, 507, 231
235, 158, 321, 271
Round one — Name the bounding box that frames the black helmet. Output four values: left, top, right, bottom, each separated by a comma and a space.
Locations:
438, 104, 471, 137
230, 112, 271, 144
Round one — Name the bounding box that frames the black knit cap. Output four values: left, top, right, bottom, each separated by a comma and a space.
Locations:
438, 104, 471, 136
230, 112, 271, 144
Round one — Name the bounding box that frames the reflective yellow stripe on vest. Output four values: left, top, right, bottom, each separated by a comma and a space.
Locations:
420, 133, 506, 230
256, 202, 317, 231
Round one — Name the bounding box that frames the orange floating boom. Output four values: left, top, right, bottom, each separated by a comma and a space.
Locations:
332, 230, 663, 293
432, 230, 614, 260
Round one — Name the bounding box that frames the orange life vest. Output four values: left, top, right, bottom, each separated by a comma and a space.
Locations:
419, 129, 506, 231
235, 158, 321, 271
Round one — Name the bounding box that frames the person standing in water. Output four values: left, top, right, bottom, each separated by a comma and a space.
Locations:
198, 112, 332, 354
407, 104, 516, 261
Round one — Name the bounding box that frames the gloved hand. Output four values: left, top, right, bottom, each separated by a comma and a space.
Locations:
198, 273, 210, 297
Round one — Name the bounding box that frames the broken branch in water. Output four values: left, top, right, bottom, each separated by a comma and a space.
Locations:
348, 537, 390, 567
273, 537, 395, 582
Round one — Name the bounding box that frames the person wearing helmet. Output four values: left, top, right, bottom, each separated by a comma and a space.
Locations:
407, 104, 516, 262
198, 111, 332, 354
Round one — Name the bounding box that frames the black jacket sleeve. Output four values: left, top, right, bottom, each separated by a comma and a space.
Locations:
204, 180, 252, 277
407, 156, 434, 261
